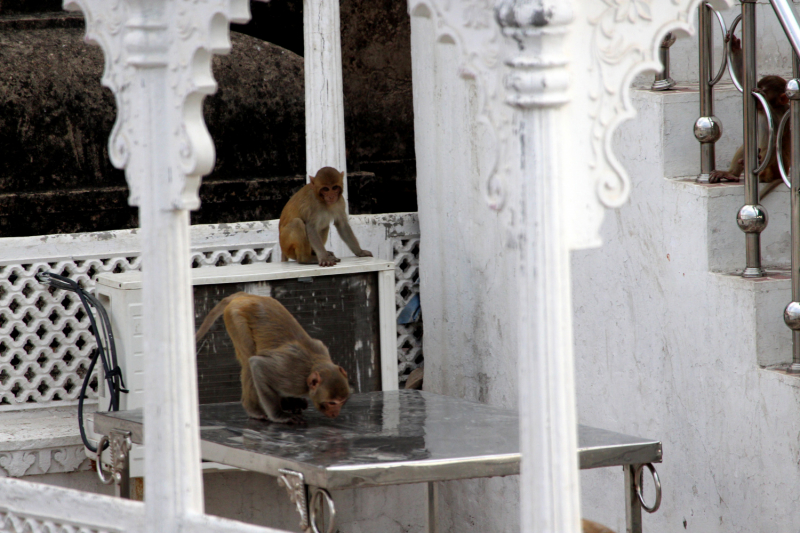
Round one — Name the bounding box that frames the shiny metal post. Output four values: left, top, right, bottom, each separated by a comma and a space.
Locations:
784, 54, 800, 372
624, 464, 643, 533
737, 0, 767, 278
425, 481, 439, 533
652, 33, 676, 91
695, 3, 722, 183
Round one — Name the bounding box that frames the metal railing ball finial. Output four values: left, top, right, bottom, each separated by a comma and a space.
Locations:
736, 204, 768, 234
694, 116, 723, 144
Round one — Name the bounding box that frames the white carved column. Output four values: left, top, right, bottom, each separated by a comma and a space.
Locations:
304, 0, 348, 198
62, 0, 253, 529
494, 2, 582, 532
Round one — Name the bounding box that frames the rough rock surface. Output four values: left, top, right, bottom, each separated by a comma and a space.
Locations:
0, 2, 417, 237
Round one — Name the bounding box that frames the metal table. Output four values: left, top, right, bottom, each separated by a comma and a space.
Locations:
93, 390, 662, 533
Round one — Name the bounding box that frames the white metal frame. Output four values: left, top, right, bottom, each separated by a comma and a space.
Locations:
0, 1, 735, 532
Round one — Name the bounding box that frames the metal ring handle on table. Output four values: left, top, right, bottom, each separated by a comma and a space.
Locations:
776, 110, 792, 188
753, 91, 776, 175
635, 463, 662, 513
727, 13, 743, 93
95, 435, 114, 485
706, 3, 730, 86
309, 488, 336, 533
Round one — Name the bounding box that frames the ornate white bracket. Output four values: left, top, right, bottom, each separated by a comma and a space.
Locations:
62, 0, 252, 211
408, 0, 735, 251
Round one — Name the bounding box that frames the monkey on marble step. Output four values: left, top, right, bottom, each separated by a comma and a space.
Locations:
279, 166, 373, 267
710, 35, 790, 202
195, 292, 351, 424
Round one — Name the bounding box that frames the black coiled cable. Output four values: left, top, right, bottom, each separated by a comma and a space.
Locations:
35, 272, 128, 453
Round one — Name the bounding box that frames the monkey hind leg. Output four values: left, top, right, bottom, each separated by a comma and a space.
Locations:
279, 219, 317, 264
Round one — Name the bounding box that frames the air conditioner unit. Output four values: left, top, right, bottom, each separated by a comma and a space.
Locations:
86, 257, 398, 476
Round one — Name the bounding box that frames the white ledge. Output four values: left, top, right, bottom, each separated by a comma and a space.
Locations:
0, 405, 93, 452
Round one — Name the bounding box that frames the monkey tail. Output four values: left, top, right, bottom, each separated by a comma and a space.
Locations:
195, 292, 248, 343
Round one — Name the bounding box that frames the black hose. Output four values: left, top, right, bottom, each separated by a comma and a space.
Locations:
35, 272, 127, 453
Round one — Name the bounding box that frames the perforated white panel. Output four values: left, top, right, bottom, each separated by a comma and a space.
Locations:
393, 237, 423, 385
0, 243, 272, 408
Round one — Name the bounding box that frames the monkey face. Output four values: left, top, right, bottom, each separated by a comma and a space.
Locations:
307, 365, 351, 419
318, 184, 342, 206
318, 398, 346, 418
310, 167, 345, 206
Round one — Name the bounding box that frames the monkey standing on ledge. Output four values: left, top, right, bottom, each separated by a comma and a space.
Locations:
195, 292, 351, 424
710, 35, 790, 202
279, 166, 373, 267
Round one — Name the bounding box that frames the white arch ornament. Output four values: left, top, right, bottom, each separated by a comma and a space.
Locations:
408, 0, 733, 532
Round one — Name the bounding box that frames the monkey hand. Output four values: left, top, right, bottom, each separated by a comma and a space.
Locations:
730, 34, 740, 53
356, 250, 373, 258
317, 252, 338, 267
280, 397, 309, 414
709, 170, 740, 183
270, 412, 307, 425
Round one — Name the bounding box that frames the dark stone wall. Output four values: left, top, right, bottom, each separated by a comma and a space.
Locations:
0, 1, 416, 237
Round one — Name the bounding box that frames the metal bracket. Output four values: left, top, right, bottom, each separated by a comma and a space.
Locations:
278, 469, 311, 532
96, 430, 132, 498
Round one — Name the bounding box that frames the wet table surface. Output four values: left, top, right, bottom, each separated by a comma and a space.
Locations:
94, 390, 662, 490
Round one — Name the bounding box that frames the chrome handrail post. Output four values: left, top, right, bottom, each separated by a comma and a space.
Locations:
696, 4, 721, 183
652, 33, 676, 91
737, 0, 767, 278
784, 54, 800, 372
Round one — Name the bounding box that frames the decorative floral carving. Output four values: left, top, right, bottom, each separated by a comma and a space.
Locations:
0, 512, 117, 533
407, 0, 735, 248
611, 0, 652, 23
64, 0, 251, 211
0, 447, 91, 478
0, 452, 36, 478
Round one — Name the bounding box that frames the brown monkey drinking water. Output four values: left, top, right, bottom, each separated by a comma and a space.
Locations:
195, 292, 351, 423
279, 166, 373, 267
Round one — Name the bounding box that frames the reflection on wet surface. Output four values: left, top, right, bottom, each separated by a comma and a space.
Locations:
199, 390, 518, 468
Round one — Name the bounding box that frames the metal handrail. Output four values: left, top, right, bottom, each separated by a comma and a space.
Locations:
769, 0, 800, 59
752, 91, 776, 175
776, 110, 792, 187
727, 14, 744, 93
708, 6, 729, 86
695, 3, 723, 184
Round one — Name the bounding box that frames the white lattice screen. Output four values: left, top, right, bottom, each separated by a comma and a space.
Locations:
393, 237, 423, 385
0, 242, 272, 409
0, 217, 422, 408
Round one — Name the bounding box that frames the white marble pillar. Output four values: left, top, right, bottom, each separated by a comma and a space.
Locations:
304, 0, 348, 202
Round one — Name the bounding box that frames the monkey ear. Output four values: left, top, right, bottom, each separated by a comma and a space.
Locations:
337, 366, 348, 378
781, 93, 790, 106
339, 170, 345, 179
309, 175, 316, 185
307, 371, 321, 392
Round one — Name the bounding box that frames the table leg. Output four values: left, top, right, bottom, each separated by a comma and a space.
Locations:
624, 464, 642, 533
425, 481, 439, 533
115, 450, 131, 499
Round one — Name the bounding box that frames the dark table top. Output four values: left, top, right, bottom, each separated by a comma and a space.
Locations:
94, 390, 662, 489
